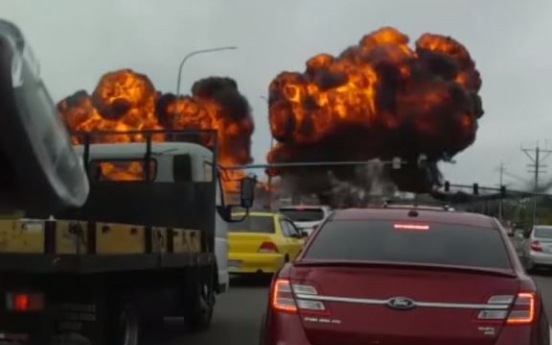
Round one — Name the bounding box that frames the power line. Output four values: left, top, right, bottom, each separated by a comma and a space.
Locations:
502, 170, 528, 184
521, 143, 552, 227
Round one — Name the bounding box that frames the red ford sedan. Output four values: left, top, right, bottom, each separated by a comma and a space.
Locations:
260, 206, 550, 345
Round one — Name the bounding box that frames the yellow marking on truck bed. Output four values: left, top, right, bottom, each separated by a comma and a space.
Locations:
56, 220, 88, 254
0, 219, 44, 253
173, 229, 201, 253
0, 219, 201, 255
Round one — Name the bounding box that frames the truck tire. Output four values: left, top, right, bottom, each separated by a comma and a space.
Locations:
107, 298, 140, 345
182, 265, 216, 332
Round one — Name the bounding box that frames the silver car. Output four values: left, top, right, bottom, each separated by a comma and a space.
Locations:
525, 225, 552, 269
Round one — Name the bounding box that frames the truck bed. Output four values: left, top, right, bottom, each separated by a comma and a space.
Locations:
0, 219, 211, 273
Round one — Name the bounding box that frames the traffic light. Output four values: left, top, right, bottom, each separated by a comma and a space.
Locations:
444, 181, 450, 192
473, 183, 479, 195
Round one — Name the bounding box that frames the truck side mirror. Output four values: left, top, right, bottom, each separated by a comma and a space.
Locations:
239, 175, 256, 209
216, 175, 257, 223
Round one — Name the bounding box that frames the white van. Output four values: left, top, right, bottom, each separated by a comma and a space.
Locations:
73, 142, 229, 294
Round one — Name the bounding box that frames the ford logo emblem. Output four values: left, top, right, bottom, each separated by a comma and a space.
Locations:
386, 297, 416, 310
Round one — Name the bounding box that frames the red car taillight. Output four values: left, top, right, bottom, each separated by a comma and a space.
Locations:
258, 242, 279, 253
530, 241, 542, 252
476, 292, 535, 324
271, 279, 328, 315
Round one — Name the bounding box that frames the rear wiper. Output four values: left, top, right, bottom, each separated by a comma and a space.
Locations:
295, 260, 517, 278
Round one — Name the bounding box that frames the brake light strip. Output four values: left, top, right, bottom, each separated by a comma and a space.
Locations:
294, 294, 510, 310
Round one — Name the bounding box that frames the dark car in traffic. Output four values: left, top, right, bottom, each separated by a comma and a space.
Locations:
260, 206, 550, 345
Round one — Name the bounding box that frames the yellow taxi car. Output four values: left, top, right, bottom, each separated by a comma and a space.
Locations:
228, 211, 307, 275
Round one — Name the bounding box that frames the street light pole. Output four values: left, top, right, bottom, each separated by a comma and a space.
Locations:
176, 46, 237, 96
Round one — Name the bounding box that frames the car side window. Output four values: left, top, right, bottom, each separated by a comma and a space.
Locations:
279, 219, 293, 237
281, 219, 299, 237
286, 220, 301, 236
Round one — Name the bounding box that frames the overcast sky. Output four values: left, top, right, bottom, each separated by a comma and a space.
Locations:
3, 0, 551, 189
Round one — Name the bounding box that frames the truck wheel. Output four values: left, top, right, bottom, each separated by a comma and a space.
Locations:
182, 267, 216, 332
107, 299, 140, 345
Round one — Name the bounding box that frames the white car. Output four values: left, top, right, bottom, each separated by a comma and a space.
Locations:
278, 205, 331, 236
525, 225, 552, 270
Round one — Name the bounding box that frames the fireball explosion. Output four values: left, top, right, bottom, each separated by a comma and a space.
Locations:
57, 70, 254, 192
267, 26, 484, 198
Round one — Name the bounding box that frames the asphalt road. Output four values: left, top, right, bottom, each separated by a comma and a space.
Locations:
533, 272, 552, 323
148, 273, 552, 345
145, 276, 270, 345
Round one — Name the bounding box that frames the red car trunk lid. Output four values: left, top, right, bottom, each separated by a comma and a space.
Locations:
289, 264, 520, 345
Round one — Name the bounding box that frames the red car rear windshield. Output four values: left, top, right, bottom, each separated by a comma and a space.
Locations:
302, 220, 511, 270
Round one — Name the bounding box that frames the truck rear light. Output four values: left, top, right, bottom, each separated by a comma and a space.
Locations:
530, 241, 542, 252
476, 293, 535, 324
6, 292, 44, 312
271, 279, 327, 314
258, 242, 279, 253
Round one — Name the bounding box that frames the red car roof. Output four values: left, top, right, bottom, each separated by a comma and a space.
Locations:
331, 207, 495, 228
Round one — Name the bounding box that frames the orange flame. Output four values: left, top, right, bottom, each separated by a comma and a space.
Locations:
57, 69, 254, 192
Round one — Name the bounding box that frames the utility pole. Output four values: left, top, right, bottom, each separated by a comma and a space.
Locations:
521, 143, 552, 228
498, 162, 505, 221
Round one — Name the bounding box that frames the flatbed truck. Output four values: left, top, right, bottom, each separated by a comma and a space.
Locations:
0, 129, 255, 345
